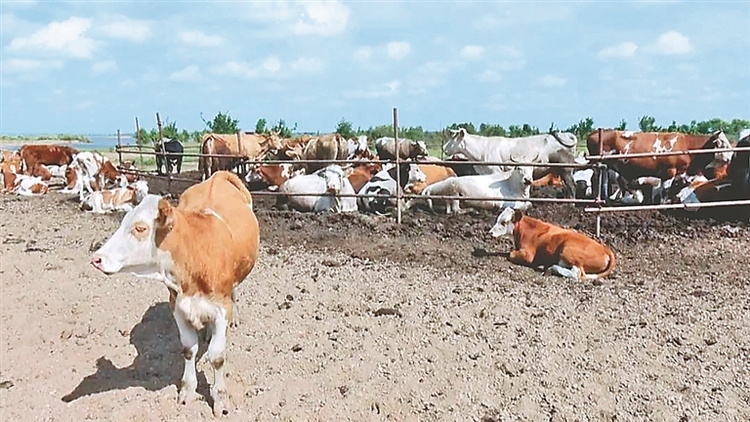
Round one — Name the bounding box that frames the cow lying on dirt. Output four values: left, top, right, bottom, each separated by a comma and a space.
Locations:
90, 171, 261, 416
489, 207, 617, 280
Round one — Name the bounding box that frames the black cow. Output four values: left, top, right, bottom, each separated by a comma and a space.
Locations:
728, 133, 750, 198
154, 138, 183, 175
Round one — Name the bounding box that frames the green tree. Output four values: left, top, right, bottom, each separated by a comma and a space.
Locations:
615, 119, 627, 130
565, 117, 595, 141
479, 123, 506, 136
202, 111, 240, 133
335, 118, 355, 139
271, 119, 296, 138
447, 122, 477, 134
638, 115, 660, 132
255, 118, 268, 134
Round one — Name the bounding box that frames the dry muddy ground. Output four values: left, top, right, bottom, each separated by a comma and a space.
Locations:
1, 174, 749, 421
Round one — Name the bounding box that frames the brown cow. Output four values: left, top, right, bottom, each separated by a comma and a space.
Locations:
490, 207, 617, 280
30, 163, 52, 181
587, 129, 734, 181
18, 144, 78, 175
346, 161, 383, 193
290, 133, 349, 173
90, 171, 260, 416
200, 132, 283, 180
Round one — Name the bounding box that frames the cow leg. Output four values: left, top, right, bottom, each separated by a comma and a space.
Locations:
207, 304, 230, 417
561, 170, 576, 198
509, 249, 534, 266
176, 158, 182, 174
544, 264, 580, 279
173, 308, 200, 405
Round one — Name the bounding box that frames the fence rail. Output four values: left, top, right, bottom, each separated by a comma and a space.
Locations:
113, 119, 750, 238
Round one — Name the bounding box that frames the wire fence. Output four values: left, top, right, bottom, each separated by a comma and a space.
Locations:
114, 114, 750, 238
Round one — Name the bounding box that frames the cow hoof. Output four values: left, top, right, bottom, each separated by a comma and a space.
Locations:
211, 391, 230, 417
178, 389, 200, 405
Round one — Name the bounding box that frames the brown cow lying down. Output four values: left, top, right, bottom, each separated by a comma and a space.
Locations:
489, 207, 617, 280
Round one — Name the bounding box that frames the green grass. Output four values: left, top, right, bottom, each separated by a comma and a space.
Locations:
0, 134, 91, 143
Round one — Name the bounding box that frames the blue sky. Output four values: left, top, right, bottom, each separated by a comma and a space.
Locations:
1, 0, 748, 135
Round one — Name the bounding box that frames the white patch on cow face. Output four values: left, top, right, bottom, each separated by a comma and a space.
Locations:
489, 207, 515, 238
416, 140, 429, 155
711, 131, 733, 163
91, 194, 163, 277
319, 165, 345, 194
408, 164, 427, 184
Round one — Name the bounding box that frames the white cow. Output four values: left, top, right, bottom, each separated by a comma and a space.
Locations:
420, 165, 535, 214
277, 164, 357, 213
357, 163, 427, 215
42, 164, 68, 179
443, 128, 578, 194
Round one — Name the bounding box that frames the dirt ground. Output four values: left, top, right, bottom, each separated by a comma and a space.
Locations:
1, 173, 749, 422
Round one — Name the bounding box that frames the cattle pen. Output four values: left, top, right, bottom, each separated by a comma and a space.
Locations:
113, 110, 750, 237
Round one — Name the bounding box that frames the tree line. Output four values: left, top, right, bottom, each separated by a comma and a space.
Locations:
134, 112, 750, 152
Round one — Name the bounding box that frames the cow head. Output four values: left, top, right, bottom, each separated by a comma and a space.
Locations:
414, 140, 429, 157
90, 194, 165, 278
708, 130, 734, 164
489, 207, 521, 238
317, 165, 346, 194
408, 163, 427, 184
442, 128, 467, 156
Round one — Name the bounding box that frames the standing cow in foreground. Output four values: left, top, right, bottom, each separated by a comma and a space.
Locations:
90, 171, 260, 416
489, 207, 617, 280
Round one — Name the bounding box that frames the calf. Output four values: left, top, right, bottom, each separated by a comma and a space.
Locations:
90, 171, 260, 416
155, 138, 184, 175
489, 207, 617, 280
82, 180, 149, 214
420, 165, 534, 214
11, 174, 49, 196
276, 165, 357, 213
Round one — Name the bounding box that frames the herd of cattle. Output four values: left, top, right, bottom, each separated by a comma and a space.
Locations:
1, 127, 749, 216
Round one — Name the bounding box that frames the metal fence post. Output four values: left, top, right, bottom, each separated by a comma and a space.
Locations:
394, 108, 401, 225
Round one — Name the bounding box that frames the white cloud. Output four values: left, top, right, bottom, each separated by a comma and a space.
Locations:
354, 47, 372, 63
652, 31, 693, 55
97, 15, 152, 42
478, 69, 502, 82
177, 30, 223, 47
598, 42, 638, 59
169, 65, 201, 82
8, 17, 97, 58
407, 61, 454, 94
290, 57, 325, 74
460, 45, 484, 60
91, 60, 117, 74
344, 80, 400, 99
539, 75, 566, 87
1, 58, 63, 74
262, 56, 282, 73
290, 1, 350, 36
386, 41, 411, 60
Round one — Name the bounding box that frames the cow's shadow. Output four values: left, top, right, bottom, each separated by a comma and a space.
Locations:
61, 302, 210, 403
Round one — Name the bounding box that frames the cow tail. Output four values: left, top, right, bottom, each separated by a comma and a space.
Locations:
586, 247, 617, 280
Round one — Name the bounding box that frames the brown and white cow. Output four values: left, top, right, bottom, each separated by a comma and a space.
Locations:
489, 207, 617, 280
586, 129, 734, 181
245, 163, 305, 191
81, 180, 149, 214
18, 144, 78, 175
200, 132, 284, 180
346, 161, 383, 193
90, 171, 260, 416
289, 133, 349, 173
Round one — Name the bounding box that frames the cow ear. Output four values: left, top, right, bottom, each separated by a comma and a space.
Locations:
512, 209, 524, 222
156, 198, 174, 229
